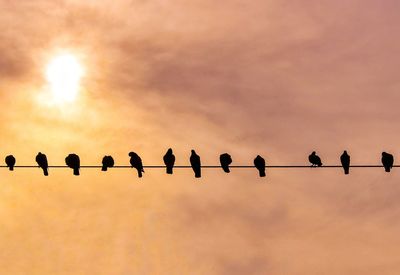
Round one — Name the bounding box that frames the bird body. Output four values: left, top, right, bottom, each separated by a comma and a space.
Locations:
381, 152, 394, 172
219, 153, 232, 173
129, 152, 144, 178
5, 155, 16, 171
254, 155, 266, 177
340, 151, 350, 175
190, 150, 201, 178
309, 151, 322, 167
163, 148, 175, 174
65, 154, 80, 175
102, 156, 114, 171
36, 152, 49, 176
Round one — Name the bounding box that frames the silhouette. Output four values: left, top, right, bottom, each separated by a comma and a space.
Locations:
35, 152, 49, 176
381, 152, 394, 172
65, 154, 80, 175
309, 151, 322, 167
254, 155, 266, 177
5, 155, 16, 171
163, 148, 175, 174
102, 155, 114, 171
219, 153, 232, 173
190, 150, 201, 178
340, 151, 350, 175
129, 152, 144, 178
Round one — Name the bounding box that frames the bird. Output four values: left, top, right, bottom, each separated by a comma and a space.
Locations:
101, 155, 114, 171
381, 152, 394, 172
340, 151, 350, 175
309, 151, 322, 167
65, 154, 80, 176
163, 148, 175, 174
35, 152, 49, 176
5, 155, 16, 171
129, 152, 144, 178
190, 150, 201, 178
219, 153, 232, 173
254, 155, 266, 177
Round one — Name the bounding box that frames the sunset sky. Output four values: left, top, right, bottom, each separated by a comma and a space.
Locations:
1, 0, 400, 274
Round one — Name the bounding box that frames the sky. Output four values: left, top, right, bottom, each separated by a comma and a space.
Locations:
1, 0, 400, 274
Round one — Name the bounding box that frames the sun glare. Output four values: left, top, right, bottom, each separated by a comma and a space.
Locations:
46, 53, 84, 103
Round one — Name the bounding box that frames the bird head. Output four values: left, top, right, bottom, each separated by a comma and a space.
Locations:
129, 152, 134, 157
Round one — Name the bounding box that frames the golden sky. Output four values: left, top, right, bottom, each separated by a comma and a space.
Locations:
1, 0, 400, 274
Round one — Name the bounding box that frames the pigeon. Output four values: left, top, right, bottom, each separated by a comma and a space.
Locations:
219, 153, 232, 173
190, 150, 201, 178
102, 155, 114, 171
309, 151, 322, 167
35, 152, 49, 176
129, 152, 144, 178
254, 155, 266, 177
5, 155, 16, 171
340, 151, 350, 175
65, 153, 80, 176
163, 148, 175, 174
381, 152, 394, 172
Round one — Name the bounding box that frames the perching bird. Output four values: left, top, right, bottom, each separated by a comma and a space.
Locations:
219, 153, 232, 173
381, 152, 394, 172
309, 151, 322, 167
35, 152, 49, 176
129, 152, 144, 178
102, 155, 114, 171
163, 148, 175, 174
65, 154, 80, 176
340, 151, 350, 175
254, 155, 266, 177
5, 155, 16, 171
190, 150, 201, 178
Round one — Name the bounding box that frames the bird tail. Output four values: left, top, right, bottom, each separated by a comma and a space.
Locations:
222, 166, 230, 173
43, 168, 49, 176
138, 170, 143, 178
195, 169, 201, 178
344, 168, 349, 175
166, 166, 173, 174
385, 166, 391, 172
73, 168, 80, 176
9, 167, 13, 171
102, 165, 107, 171
259, 169, 266, 177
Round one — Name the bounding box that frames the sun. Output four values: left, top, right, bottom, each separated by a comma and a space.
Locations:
46, 53, 84, 103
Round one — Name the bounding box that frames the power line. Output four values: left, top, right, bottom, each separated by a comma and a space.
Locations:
0, 165, 396, 168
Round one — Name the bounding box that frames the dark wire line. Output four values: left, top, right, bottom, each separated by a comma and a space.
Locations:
0, 165, 396, 168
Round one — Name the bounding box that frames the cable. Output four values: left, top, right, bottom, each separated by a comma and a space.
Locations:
0, 165, 396, 169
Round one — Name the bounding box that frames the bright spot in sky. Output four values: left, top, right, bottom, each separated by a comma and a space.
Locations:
46, 54, 84, 103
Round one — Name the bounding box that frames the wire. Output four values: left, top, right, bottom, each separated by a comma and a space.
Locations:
0, 165, 396, 169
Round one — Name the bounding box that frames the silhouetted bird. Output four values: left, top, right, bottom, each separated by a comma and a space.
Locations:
190, 150, 201, 178
340, 151, 350, 175
35, 152, 49, 176
254, 155, 266, 177
163, 148, 175, 174
5, 155, 16, 171
102, 155, 114, 171
219, 153, 232, 173
129, 152, 144, 178
381, 152, 394, 172
65, 154, 80, 176
309, 151, 322, 167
